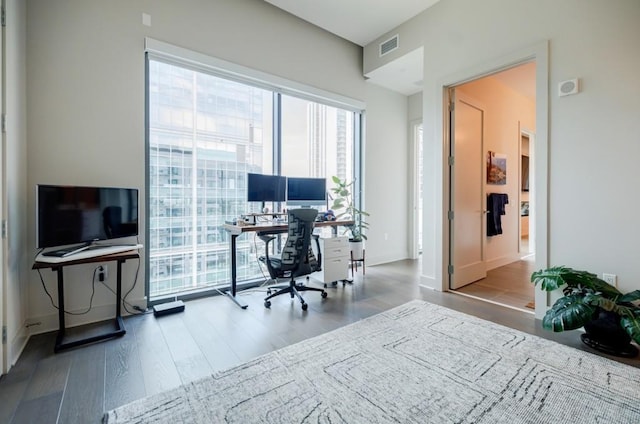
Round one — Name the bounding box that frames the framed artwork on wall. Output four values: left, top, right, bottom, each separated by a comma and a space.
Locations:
487, 151, 507, 185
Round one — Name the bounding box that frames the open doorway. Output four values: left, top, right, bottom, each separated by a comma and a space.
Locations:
519, 130, 535, 258
410, 121, 423, 259
448, 62, 536, 313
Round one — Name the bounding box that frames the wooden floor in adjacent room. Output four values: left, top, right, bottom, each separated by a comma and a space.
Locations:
454, 256, 537, 312
0, 258, 638, 424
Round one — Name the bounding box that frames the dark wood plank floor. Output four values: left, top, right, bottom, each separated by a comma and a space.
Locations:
0, 259, 638, 423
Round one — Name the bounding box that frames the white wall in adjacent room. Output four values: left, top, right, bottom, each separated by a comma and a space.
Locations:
457, 76, 535, 269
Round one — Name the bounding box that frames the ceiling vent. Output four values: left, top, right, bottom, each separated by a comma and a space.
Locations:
379, 35, 399, 57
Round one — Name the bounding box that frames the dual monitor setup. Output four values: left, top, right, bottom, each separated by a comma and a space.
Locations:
247, 173, 327, 210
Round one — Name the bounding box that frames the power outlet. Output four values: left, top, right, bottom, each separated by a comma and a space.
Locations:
97, 265, 108, 282
602, 273, 617, 287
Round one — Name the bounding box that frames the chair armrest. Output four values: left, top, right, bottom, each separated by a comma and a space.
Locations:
311, 234, 321, 269
259, 234, 276, 261
258, 234, 276, 244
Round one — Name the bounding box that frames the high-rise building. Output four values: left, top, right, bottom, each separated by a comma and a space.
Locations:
148, 60, 354, 299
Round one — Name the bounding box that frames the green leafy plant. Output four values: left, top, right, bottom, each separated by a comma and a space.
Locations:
329, 176, 369, 242
531, 266, 640, 344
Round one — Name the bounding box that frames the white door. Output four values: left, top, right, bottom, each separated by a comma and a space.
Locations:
449, 90, 486, 289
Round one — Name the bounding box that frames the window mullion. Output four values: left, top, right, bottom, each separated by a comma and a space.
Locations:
191, 71, 199, 290
273, 92, 282, 176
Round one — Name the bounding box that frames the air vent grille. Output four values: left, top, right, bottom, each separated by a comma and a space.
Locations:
379, 35, 399, 57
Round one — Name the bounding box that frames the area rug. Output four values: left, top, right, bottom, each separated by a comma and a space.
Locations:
104, 300, 640, 423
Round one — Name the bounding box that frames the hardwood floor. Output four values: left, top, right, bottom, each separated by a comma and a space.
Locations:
0, 259, 638, 423
454, 256, 536, 312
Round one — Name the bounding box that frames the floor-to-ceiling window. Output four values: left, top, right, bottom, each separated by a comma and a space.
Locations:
280, 95, 353, 181
147, 56, 361, 301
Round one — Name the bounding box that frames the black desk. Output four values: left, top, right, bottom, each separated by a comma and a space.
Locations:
32, 250, 139, 352
222, 220, 353, 309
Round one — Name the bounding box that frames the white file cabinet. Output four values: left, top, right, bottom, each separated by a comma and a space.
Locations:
318, 236, 350, 285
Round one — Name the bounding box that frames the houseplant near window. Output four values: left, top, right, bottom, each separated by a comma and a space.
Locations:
329, 176, 369, 259
531, 266, 640, 357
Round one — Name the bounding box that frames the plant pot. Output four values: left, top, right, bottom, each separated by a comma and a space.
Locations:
350, 240, 364, 260
581, 310, 639, 358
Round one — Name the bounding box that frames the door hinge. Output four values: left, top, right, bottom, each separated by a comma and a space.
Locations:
1, 220, 6, 239
448, 210, 454, 220
2, 326, 6, 344
448, 264, 454, 275
449, 101, 454, 112
448, 156, 454, 166
1, 114, 6, 133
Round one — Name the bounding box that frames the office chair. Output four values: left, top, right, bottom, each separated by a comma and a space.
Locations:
259, 208, 327, 311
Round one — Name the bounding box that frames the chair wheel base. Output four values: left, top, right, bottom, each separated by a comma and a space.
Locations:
301, 303, 308, 311
264, 300, 271, 308
321, 291, 328, 299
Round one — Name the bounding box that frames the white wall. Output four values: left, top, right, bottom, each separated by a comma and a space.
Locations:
4, 0, 29, 369
408, 92, 422, 122
25, 0, 409, 332
364, 83, 409, 265
364, 0, 640, 295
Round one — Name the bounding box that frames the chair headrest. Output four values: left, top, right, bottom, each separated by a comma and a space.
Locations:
289, 208, 318, 222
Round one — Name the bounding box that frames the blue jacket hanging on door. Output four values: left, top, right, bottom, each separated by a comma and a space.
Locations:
487, 193, 509, 236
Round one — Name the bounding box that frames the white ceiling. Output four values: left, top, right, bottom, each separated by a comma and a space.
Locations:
489, 62, 536, 102
264, 0, 535, 99
364, 47, 425, 96
264, 0, 441, 47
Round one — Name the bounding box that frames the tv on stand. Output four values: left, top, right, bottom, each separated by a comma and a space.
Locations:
36, 184, 139, 258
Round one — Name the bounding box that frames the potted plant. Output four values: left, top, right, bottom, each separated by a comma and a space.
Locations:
531, 266, 640, 358
329, 176, 369, 259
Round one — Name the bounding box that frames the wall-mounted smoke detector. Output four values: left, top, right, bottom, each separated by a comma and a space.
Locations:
379, 35, 399, 57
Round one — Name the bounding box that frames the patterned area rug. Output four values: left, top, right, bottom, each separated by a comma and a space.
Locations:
104, 300, 640, 423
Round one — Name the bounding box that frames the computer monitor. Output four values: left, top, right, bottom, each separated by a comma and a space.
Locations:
247, 173, 287, 203
286, 177, 326, 207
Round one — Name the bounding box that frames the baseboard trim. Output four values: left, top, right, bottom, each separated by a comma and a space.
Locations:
367, 252, 409, 267
419, 275, 439, 291
486, 254, 522, 271
27, 297, 147, 336
8, 324, 29, 369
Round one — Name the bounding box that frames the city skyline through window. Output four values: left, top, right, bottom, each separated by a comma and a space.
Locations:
147, 59, 359, 300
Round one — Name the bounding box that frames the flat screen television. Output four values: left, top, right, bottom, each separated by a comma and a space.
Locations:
246, 173, 287, 203
36, 184, 139, 249
286, 177, 326, 207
